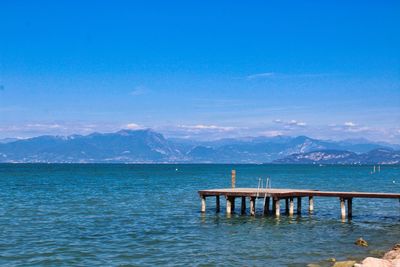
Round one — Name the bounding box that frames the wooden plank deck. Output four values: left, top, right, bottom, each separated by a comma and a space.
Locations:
199, 188, 400, 199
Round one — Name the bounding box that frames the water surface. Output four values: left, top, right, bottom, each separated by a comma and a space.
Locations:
0, 164, 399, 266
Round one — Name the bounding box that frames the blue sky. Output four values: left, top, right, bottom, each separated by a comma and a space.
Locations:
1, 1, 399, 142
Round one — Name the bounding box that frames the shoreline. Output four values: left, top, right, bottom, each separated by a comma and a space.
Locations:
326, 243, 400, 267
353, 243, 400, 267
307, 243, 400, 267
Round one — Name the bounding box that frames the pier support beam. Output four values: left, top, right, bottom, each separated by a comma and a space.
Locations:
216, 196, 220, 213
340, 198, 346, 219
272, 199, 277, 213
289, 197, 294, 216
250, 197, 256, 216
309, 196, 314, 213
263, 197, 270, 215
231, 197, 235, 213
347, 198, 353, 219
226, 197, 232, 214
297, 197, 302, 214
201, 196, 206, 213
275, 198, 280, 217
241, 196, 246, 215
285, 198, 289, 214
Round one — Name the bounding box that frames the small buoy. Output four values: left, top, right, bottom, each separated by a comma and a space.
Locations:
393, 180, 396, 184
175, 168, 178, 171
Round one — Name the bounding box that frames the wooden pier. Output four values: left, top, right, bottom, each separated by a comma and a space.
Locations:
198, 188, 400, 219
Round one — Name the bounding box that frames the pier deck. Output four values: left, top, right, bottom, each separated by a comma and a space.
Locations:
198, 188, 400, 219
199, 188, 400, 199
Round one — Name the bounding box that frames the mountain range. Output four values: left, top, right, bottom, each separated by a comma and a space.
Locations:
0, 129, 399, 164
273, 148, 400, 165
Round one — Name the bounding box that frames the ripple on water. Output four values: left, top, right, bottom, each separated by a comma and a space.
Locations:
0, 164, 399, 266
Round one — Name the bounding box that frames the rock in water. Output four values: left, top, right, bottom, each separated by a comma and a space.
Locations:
332, 260, 356, 267
328, 257, 337, 262
383, 243, 400, 260
355, 238, 368, 247
361, 257, 392, 267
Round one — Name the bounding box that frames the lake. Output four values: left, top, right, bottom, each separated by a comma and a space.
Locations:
0, 164, 399, 266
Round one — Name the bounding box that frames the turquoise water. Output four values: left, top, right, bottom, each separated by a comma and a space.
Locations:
0, 164, 399, 266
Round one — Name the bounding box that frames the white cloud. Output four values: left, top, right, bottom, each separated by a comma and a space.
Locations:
329, 122, 371, 133
179, 124, 236, 132
288, 120, 307, 126
261, 130, 283, 137
26, 123, 63, 129
125, 123, 142, 130
341, 121, 370, 132
344, 121, 356, 127
346, 126, 370, 133
130, 86, 148, 96
273, 119, 307, 127
246, 72, 337, 80
246, 72, 275, 80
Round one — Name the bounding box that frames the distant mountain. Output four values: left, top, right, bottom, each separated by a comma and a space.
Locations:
0, 138, 20, 144
0, 129, 182, 163
178, 135, 395, 163
0, 129, 399, 163
273, 148, 400, 164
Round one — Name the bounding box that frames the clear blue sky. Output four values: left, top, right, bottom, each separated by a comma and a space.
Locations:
1, 1, 399, 142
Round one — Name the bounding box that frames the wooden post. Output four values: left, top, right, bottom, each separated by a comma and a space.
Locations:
297, 197, 302, 214
231, 170, 236, 188
309, 196, 314, 213
231, 197, 235, 213
275, 198, 280, 217
226, 196, 232, 214
340, 198, 346, 219
263, 197, 270, 215
285, 198, 289, 214
216, 195, 220, 213
201, 196, 206, 213
289, 197, 294, 216
250, 197, 256, 216
241, 196, 246, 214
347, 198, 353, 219
272, 198, 277, 213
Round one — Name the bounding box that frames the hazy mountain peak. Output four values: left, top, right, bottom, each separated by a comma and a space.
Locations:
0, 130, 398, 163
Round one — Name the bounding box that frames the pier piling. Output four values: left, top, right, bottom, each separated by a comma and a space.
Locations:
201, 196, 206, 213
309, 196, 314, 213
216, 195, 220, 213
263, 197, 270, 215
275, 198, 280, 217
297, 197, 302, 214
340, 198, 346, 219
347, 198, 353, 219
226, 196, 232, 214
285, 198, 289, 214
231, 170, 236, 188
250, 197, 256, 216
289, 197, 294, 216
241, 196, 246, 215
